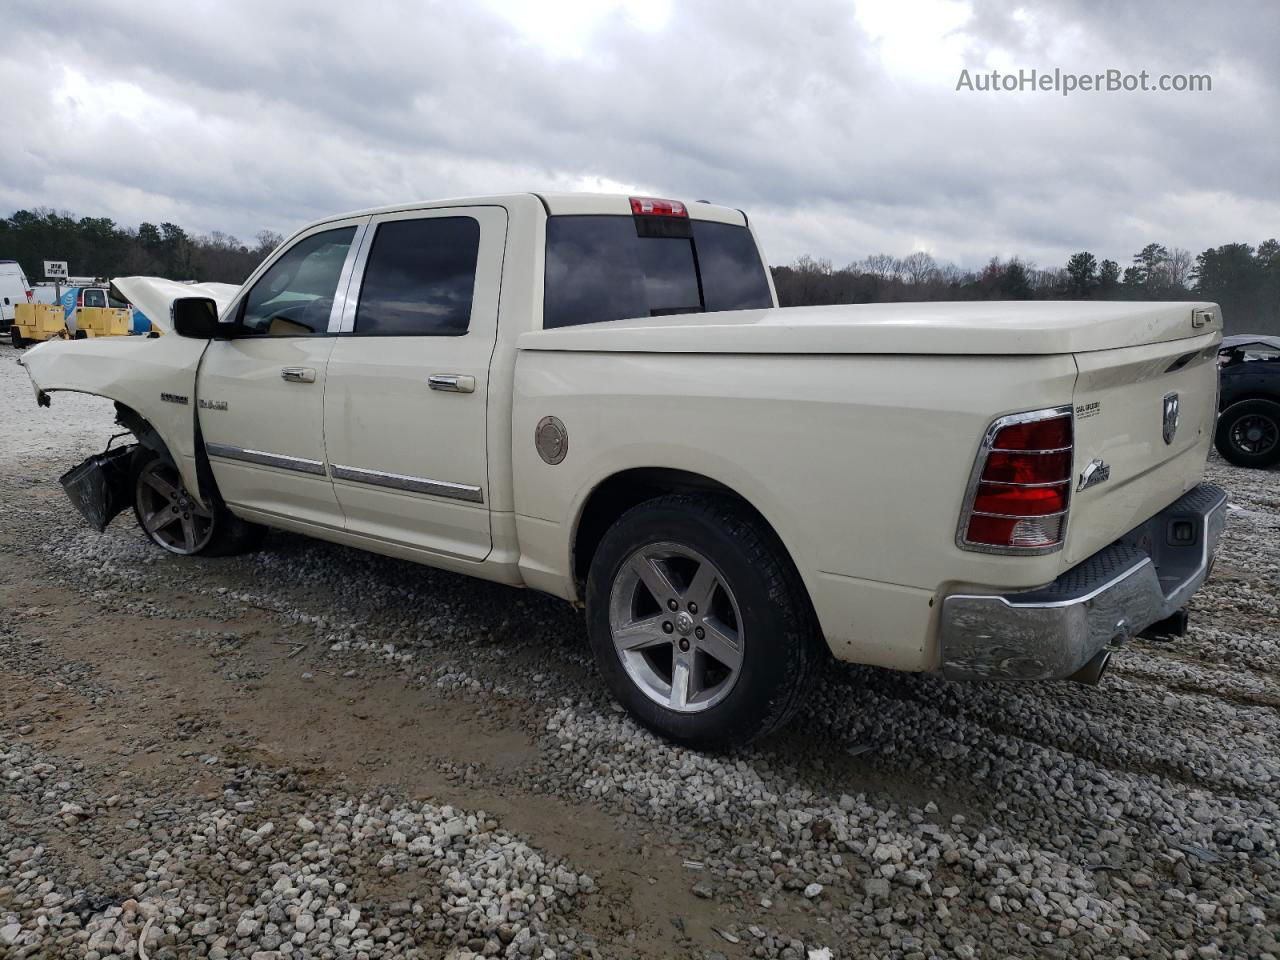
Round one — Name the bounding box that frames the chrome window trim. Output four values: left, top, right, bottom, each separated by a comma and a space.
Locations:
330, 464, 484, 504
327, 219, 371, 335
205, 442, 327, 476
955, 405, 1074, 556
336, 220, 376, 334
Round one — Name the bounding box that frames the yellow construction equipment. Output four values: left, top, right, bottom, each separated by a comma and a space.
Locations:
75, 306, 133, 338
11, 302, 69, 347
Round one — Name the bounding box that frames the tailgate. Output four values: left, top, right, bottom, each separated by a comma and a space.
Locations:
1065, 330, 1220, 565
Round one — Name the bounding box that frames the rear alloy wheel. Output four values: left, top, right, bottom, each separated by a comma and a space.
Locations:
586, 494, 823, 749
608, 542, 745, 713
130, 449, 265, 556
1215, 400, 1280, 468
135, 456, 216, 554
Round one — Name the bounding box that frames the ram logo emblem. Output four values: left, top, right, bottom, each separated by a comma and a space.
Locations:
1162, 392, 1180, 446
1078, 458, 1110, 492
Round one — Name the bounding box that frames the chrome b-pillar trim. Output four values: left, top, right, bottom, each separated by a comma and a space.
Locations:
205, 442, 327, 476
330, 464, 484, 504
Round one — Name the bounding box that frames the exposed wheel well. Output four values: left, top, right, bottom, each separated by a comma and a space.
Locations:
113, 401, 221, 506
113, 402, 165, 453
572, 468, 803, 596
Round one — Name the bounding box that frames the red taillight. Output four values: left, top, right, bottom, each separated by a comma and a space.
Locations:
629, 196, 688, 217
959, 408, 1073, 552
981, 450, 1072, 484
77, 292, 84, 307
25, 290, 33, 302
991, 417, 1071, 451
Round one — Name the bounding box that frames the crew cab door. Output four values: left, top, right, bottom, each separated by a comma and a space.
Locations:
197, 217, 367, 529
322, 205, 506, 560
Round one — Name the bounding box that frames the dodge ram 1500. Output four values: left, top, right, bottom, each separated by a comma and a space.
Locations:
18, 192, 1227, 748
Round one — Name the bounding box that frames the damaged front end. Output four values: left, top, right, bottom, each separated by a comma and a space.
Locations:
59, 442, 137, 532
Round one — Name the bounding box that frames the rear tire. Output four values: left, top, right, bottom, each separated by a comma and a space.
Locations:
9, 327, 26, 348
131, 449, 265, 556
585, 494, 823, 750
1215, 400, 1280, 468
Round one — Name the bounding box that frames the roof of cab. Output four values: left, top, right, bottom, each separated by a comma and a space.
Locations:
311, 192, 747, 229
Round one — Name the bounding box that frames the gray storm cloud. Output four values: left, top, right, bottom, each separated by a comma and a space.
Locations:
0, 0, 1274, 270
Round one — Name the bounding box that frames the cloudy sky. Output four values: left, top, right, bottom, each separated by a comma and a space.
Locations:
1, 0, 1275, 270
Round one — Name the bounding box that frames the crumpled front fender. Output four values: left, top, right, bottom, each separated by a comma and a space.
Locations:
20, 335, 209, 499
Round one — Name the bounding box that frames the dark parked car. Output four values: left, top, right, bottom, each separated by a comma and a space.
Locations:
1216, 335, 1280, 467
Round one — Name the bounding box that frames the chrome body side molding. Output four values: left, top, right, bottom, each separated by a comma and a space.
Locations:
205, 442, 327, 476
330, 464, 484, 504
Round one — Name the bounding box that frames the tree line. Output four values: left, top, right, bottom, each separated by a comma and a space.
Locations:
772, 240, 1280, 333
2, 207, 1276, 333
0, 208, 283, 288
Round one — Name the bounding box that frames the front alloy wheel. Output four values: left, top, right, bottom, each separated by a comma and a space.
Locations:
135, 457, 215, 554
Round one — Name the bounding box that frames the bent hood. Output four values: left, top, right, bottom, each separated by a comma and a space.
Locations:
518, 300, 1222, 356
111, 276, 240, 333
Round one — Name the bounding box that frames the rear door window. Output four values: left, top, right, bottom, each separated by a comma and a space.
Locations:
354, 216, 480, 336
543, 215, 772, 329
82, 288, 107, 308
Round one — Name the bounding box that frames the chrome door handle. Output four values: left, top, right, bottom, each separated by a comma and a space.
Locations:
428, 374, 475, 394
281, 367, 316, 383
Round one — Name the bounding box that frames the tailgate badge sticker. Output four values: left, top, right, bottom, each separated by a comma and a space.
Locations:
1162, 392, 1180, 445
1078, 459, 1110, 492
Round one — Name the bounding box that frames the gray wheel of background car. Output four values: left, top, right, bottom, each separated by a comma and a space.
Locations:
1215, 399, 1280, 468
130, 449, 266, 557
585, 493, 823, 749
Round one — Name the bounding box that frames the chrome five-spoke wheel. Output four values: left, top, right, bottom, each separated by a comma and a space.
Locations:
608, 542, 744, 713
135, 457, 215, 554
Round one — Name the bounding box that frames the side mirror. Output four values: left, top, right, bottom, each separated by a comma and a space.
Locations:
171, 297, 222, 339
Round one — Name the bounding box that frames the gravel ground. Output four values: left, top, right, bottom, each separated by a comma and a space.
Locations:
0, 341, 1277, 960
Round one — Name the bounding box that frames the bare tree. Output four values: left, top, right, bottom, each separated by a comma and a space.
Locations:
1166, 247, 1194, 290
861, 253, 896, 280
900, 251, 937, 285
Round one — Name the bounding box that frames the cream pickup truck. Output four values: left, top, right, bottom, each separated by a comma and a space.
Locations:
19, 193, 1227, 748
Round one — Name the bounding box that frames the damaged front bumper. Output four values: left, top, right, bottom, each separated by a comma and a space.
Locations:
59, 444, 136, 532
939, 483, 1228, 681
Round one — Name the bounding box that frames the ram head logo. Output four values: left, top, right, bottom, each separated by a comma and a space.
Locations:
1162, 392, 1180, 446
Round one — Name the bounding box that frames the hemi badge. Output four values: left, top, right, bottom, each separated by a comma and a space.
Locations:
1078, 458, 1110, 492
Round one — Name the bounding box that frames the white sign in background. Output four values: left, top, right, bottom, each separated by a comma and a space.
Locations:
43, 260, 68, 280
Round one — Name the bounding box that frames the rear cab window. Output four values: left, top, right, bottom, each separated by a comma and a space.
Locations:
543, 214, 773, 329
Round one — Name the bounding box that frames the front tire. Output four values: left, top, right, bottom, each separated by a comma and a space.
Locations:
585, 494, 823, 749
131, 449, 265, 556
1215, 400, 1280, 468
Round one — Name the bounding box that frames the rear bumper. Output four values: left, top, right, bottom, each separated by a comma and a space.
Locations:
939, 482, 1228, 681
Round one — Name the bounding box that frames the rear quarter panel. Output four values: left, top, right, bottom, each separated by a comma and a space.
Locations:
512, 349, 1078, 671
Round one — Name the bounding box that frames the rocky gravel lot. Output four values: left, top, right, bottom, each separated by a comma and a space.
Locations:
0, 341, 1277, 960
